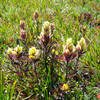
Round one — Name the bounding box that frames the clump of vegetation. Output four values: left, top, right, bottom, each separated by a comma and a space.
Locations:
0, 0, 100, 100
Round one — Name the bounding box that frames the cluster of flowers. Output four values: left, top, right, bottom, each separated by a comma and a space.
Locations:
6, 20, 87, 95
63, 37, 86, 61
60, 37, 86, 92
7, 45, 22, 56
7, 21, 55, 60
51, 49, 59, 56
60, 83, 70, 93
38, 21, 54, 48
7, 20, 86, 62
28, 47, 40, 59
78, 13, 92, 22
20, 20, 26, 41
7, 45, 39, 60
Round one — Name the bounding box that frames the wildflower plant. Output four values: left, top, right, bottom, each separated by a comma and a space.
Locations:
4, 19, 92, 100
5, 20, 56, 99
6, 44, 40, 98
63, 38, 76, 63
20, 20, 26, 41
38, 21, 52, 50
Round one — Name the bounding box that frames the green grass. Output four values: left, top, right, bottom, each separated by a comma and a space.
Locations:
0, 71, 16, 100
0, 0, 100, 99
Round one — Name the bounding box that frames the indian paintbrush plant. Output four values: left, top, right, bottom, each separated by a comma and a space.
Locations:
4, 19, 92, 99
6, 44, 40, 98
53, 37, 87, 99
20, 20, 26, 41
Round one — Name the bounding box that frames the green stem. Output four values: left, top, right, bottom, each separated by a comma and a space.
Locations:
36, 20, 39, 36
65, 60, 69, 81
75, 55, 79, 71
44, 49, 49, 98
44, 49, 48, 74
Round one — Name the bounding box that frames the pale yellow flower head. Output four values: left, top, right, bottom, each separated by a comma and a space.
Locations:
72, 45, 76, 53
29, 55, 35, 59
20, 20, 24, 25
55, 51, 58, 55
38, 32, 44, 40
66, 38, 74, 51
29, 47, 40, 59
43, 21, 50, 30
14, 45, 22, 54
42, 21, 51, 34
63, 83, 69, 90
29, 47, 37, 55
51, 49, 58, 55
60, 83, 70, 93
67, 38, 72, 44
12, 51, 17, 56
51, 49, 55, 53
7, 48, 13, 54
76, 43, 81, 51
78, 37, 86, 50
64, 49, 70, 54
63, 38, 75, 53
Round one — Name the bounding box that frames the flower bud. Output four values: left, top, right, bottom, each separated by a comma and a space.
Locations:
84, 13, 87, 19
63, 83, 69, 90
29, 47, 37, 55
87, 14, 92, 21
14, 45, 22, 54
83, 26, 86, 32
78, 37, 86, 50
51, 49, 55, 53
51, 49, 58, 55
9, 38, 14, 42
60, 83, 70, 93
42, 21, 51, 34
97, 93, 100, 99
39, 21, 53, 48
55, 51, 58, 55
66, 38, 74, 51
7, 48, 13, 55
29, 55, 35, 59
50, 23, 55, 31
72, 46, 76, 53
63, 39, 76, 61
64, 49, 70, 58
29, 47, 40, 60
43, 33, 50, 43
39, 32, 52, 47
34, 11, 39, 20
20, 29, 26, 40
20, 20, 25, 30
78, 13, 82, 22
76, 44, 81, 52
